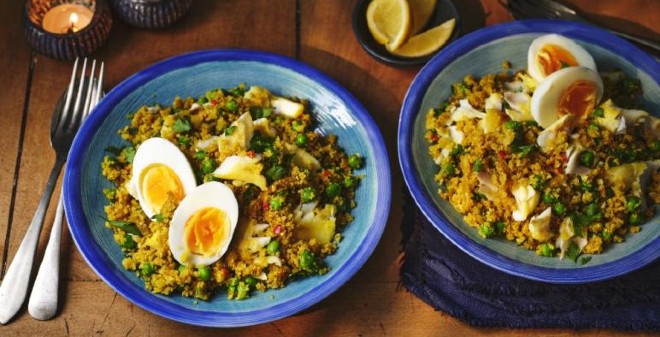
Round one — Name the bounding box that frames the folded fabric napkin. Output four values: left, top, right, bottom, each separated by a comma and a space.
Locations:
400, 197, 660, 331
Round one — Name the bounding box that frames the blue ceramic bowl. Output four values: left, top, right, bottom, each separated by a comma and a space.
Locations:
399, 20, 659, 284
64, 50, 391, 326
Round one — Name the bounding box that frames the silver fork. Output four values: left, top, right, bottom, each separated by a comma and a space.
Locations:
28, 60, 104, 321
0, 58, 104, 324
502, 0, 660, 53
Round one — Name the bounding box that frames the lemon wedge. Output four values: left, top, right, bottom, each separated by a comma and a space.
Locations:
390, 18, 455, 57
409, 0, 437, 34
366, 0, 411, 51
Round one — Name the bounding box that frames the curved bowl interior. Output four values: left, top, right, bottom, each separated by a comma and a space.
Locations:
399, 20, 659, 283
64, 50, 391, 327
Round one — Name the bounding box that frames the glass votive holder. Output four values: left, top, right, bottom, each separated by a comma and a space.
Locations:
23, 0, 113, 61
109, 0, 193, 29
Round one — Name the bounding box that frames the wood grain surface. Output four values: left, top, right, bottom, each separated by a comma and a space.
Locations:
0, 0, 657, 336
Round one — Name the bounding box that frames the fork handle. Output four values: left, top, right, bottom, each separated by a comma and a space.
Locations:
0, 155, 65, 324
28, 195, 64, 321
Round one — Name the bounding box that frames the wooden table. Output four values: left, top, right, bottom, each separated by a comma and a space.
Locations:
1, 0, 658, 336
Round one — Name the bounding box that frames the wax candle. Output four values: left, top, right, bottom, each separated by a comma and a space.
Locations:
42, 4, 94, 34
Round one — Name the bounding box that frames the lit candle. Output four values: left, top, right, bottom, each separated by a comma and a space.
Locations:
42, 4, 94, 34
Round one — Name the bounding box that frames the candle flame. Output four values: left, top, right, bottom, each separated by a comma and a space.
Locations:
68, 12, 79, 33
70, 12, 79, 25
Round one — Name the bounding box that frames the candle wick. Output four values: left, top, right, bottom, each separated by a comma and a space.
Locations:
67, 12, 80, 33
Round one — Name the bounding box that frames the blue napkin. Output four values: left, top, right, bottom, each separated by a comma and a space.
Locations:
400, 197, 660, 331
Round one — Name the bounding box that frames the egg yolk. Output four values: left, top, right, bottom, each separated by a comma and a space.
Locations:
184, 207, 228, 257
536, 44, 578, 77
558, 80, 598, 121
141, 164, 185, 214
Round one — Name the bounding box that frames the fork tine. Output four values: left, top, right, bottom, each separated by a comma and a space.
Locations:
91, 62, 105, 110
66, 58, 89, 133
82, 59, 97, 118
58, 58, 79, 130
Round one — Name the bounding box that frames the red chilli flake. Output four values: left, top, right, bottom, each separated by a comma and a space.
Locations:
246, 150, 256, 158
262, 200, 270, 211
321, 170, 331, 178
211, 99, 218, 106
274, 225, 282, 235
497, 150, 507, 161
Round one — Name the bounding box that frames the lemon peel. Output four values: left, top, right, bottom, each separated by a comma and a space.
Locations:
390, 18, 455, 57
366, 0, 412, 51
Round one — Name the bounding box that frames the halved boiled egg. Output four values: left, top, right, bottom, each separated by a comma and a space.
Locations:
168, 181, 239, 266
527, 34, 596, 82
531, 66, 603, 129
128, 137, 197, 219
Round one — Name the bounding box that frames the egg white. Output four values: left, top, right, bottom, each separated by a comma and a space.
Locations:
531, 66, 603, 129
128, 137, 197, 219
527, 34, 597, 82
168, 181, 239, 266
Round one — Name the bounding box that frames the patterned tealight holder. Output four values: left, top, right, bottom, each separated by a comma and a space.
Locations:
109, 0, 193, 29
23, 0, 113, 60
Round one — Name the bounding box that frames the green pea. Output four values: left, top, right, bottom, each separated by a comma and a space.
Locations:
225, 100, 238, 112
579, 150, 595, 168
265, 165, 287, 181
552, 202, 567, 216
348, 154, 363, 169
325, 183, 341, 198
236, 282, 250, 299
601, 230, 612, 241
266, 240, 280, 255
542, 192, 557, 204
625, 196, 641, 212
178, 136, 190, 146
592, 107, 604, 118
494, 221, 506, 234
140, 262, 155, 276
300, 187, 316, 203
295, 134, 308, 147
197, 266, 211, 281
269, 196, 285, 211
291, 120, 305, 132
343, 176, 357, 188
194, 150, 206, 160
479, 223, 494, 238
539, 243, 554, 257
299, 250, 318, 273
629, 212, 641, 225
202, 157, 217, 174
587, 123, 600, 134
244, 276, 258, 287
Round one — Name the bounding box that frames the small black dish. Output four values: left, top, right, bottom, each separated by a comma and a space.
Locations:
23, 0, 113, 61
109, 0, 193, 29
352, 0, 461, 67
